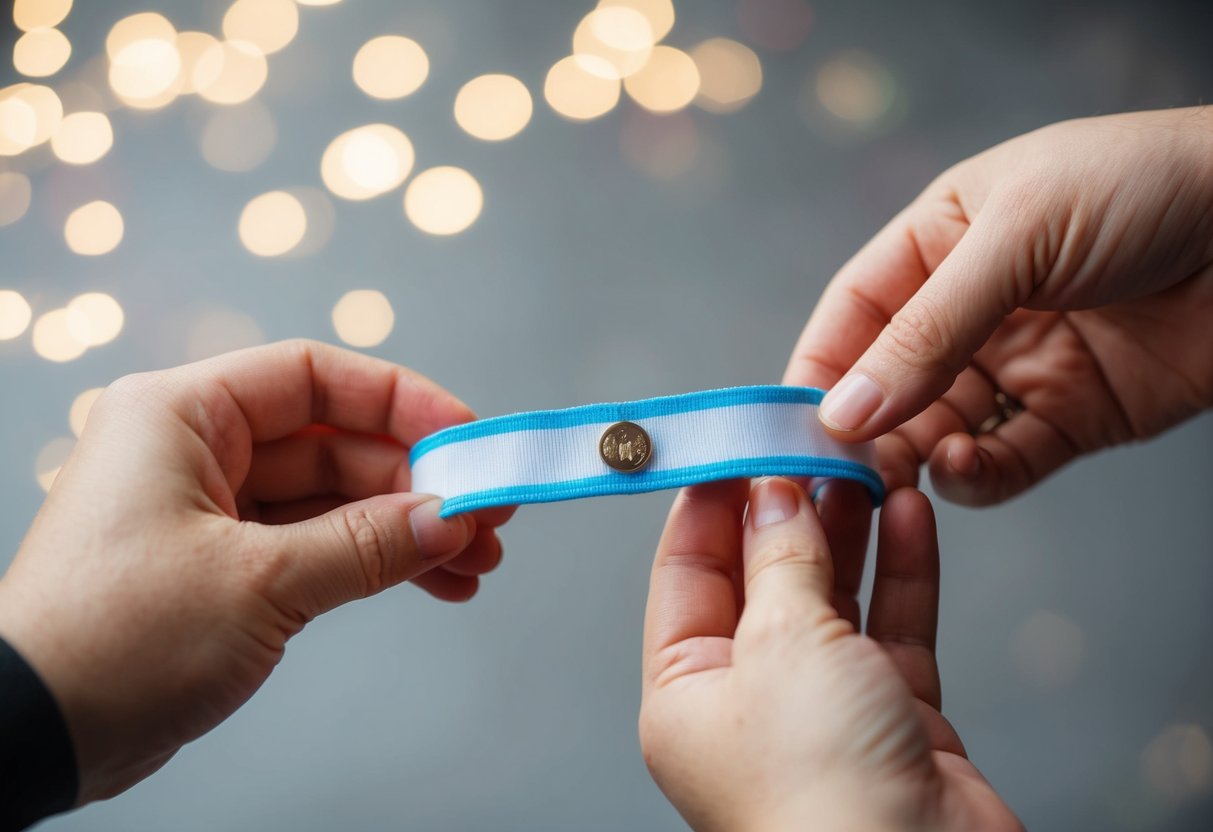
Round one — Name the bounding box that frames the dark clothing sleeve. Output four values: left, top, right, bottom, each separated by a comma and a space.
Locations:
0, 637, 77, 832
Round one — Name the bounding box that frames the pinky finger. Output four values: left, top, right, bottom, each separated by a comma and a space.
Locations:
411, 569, 480, 602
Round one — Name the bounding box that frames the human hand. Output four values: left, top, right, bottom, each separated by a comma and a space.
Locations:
0, 340, 513, 804
785, 107, 1213, 504
640, 478, 1020, 831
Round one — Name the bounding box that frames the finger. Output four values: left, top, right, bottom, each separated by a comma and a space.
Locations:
783, 194, 967, 389
876, 432, 922, 493
917, 702, 967, 757
927, 409, 1079, 505
240, 426, 408, 503
252, 495, 515, 540
411, 569, 479, 603
816, 196, 1037, 439
157, 339, 475, 487
469, 504, 516, 529
874, 366, 1001, 490
893, 367, 1000, 453
643, 480, 750, 690
814, 480, 873, 630
441, 528, 503, 577
739, 478, 837, 626
257, 493, 476, 619
866, 488, 942, 710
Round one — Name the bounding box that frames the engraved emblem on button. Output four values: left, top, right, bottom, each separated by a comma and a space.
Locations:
599, 421, 652, 473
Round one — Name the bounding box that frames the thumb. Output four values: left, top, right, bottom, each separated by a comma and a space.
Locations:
258, 493, 474, 619
817, 206, 1028, 441
739, 478, 837, 628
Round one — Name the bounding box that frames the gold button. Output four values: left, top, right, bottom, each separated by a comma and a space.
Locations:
599, 421, 652, 473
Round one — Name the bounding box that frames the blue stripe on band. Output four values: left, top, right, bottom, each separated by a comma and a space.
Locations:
435, 455, 884, 517
409, 384, 827, 464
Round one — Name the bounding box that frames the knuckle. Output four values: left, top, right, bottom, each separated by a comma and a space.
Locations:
102, 370, 160, 402
989, 169, 1055, 220
759, 537, 829, 573
736, 598, 833, 655
740, 602, 800, 646
91, 371, 169, 422
881, 300, 955, 370
338, 507, 397, 596
279, 336, 324, 358
238, 526, 292, 595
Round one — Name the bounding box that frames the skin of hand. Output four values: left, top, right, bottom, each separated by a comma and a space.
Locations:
784, 107, 1213, 504
0, 340, 514, 805
640, 478, 1021, 832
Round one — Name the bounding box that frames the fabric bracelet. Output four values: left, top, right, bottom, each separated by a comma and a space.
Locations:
409, 385, 884, 517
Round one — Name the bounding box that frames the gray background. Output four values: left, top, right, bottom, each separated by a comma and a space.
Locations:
3, 0, 1212, 829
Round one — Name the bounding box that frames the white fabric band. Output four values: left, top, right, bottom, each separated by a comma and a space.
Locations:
409, 386, 883, 517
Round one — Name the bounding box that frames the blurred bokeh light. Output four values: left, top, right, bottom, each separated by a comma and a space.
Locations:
403, 165, 482, 236
600, 0, 674, 42
352, 34, 427, 100
544, 54, 620, 121
33, 435, 74, 492
321, 123, 414, 200
332, 289, 394, 347
50, 110, 112, 164
239, 189, 307, 257
573, 6, 654, 80
222, 0, 298, 56
199, 99, 275, 171
0, 289, 32, 339
31, 308, 87, 362
65, 292, 124, 347
1142, 724, 1213, 804
623, 44, 699, 112
0, 171, 30, 225
0, 82, 61, 153
194, 39, 267, 104
68, 387, 104, 437
690, 37, 762, 113
12, 0, 71, 32
814, 49, 898, 127
1, 2, 1210, 830
454, 73, 532, 141
63, 199, 123, 255
12, 25, 70, 77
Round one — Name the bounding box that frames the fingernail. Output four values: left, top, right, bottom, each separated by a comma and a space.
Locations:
409, 498, 471, 561
751, 477, 802, 529
947, 442, 980, 477
819, 373, 883, 432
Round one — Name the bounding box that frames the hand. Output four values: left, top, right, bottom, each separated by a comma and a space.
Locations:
640, 478, 1020, 831
0, 340, 513, 804
785, 107, 1213, 504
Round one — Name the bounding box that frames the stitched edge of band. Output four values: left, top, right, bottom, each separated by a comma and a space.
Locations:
409, 385, 827, 464
435, 455, 884, 517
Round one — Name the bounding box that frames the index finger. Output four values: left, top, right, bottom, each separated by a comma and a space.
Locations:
171, 339, 475, 445
782, 194, 969, 389
148, 339, 475, 492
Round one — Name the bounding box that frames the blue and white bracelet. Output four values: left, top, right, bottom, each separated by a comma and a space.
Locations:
409, 385, 884, 517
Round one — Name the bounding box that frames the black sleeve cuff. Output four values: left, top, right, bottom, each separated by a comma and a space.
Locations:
0, 636, 78, 831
